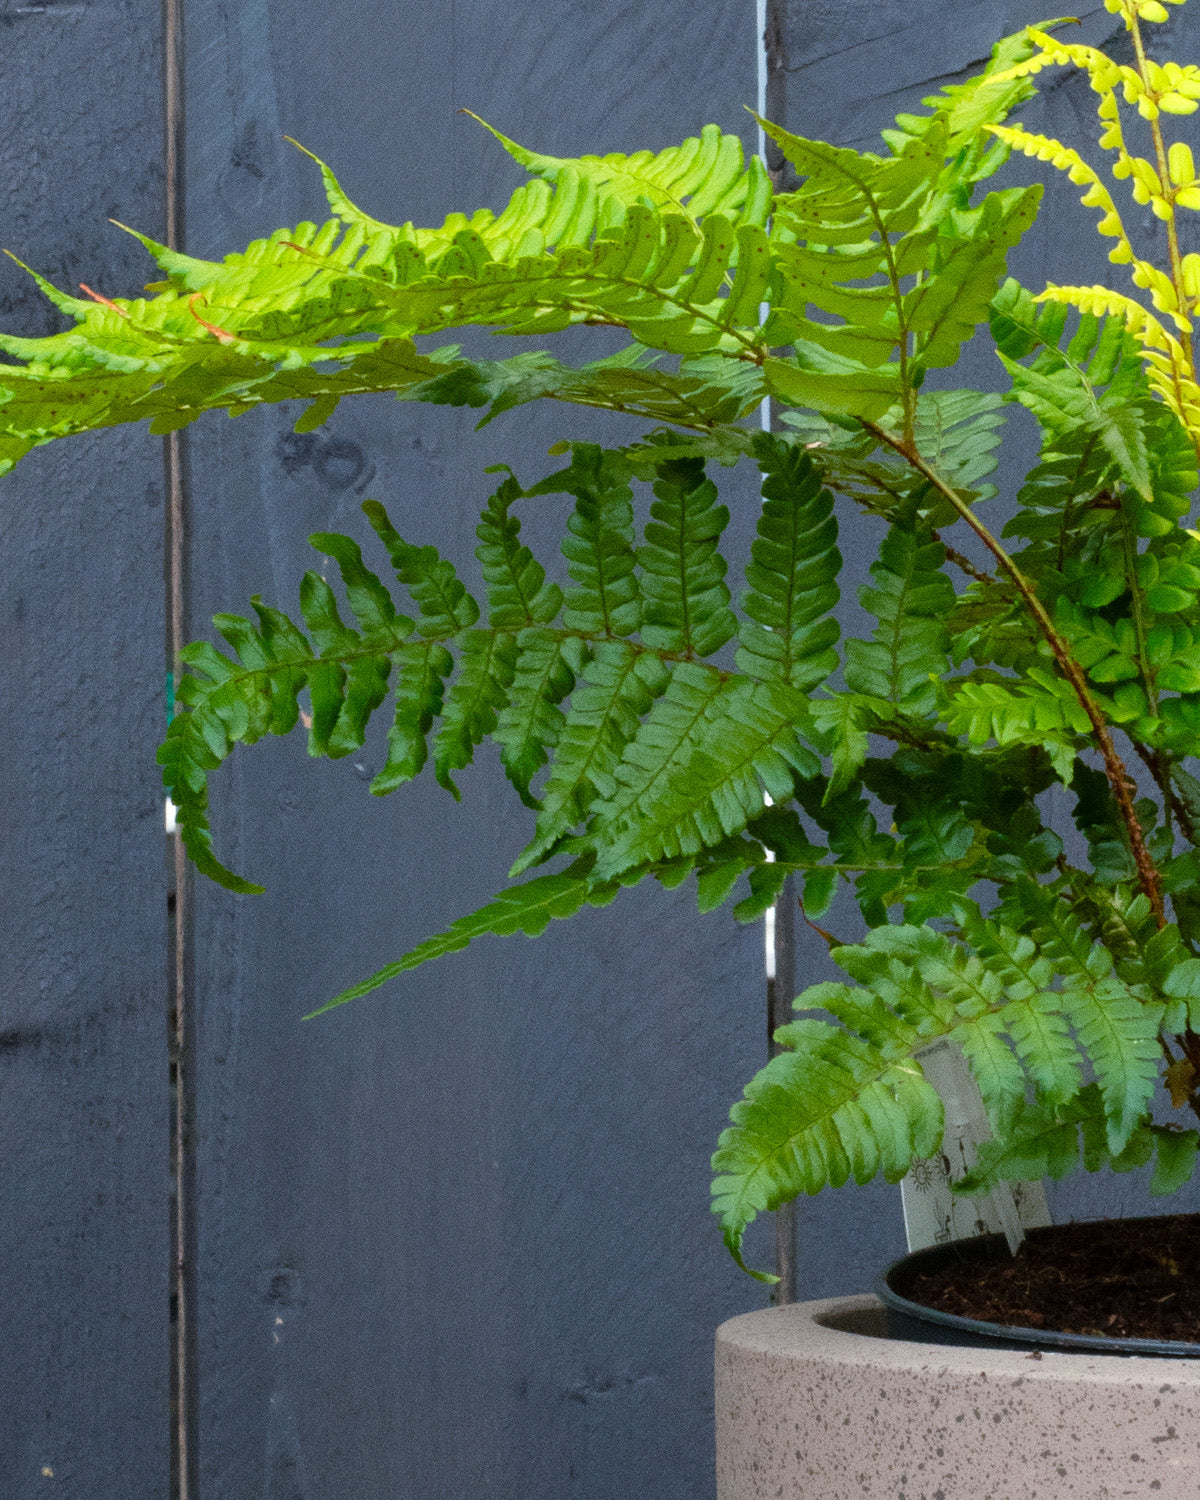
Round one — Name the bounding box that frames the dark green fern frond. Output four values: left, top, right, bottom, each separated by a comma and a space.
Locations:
303, 865, 630, 1017
737, 435, 841, 690
433, 630, 518, 797
493, 630, 585, 807
475, 475, 563, 627
584, 661, 732, 837
526, 444, 642, 637
159, 533, 420, 890
991, 279, 1197, 543
432, 345, 766, 433
638, 456, 737, 657
509, 642, 670, 876
843, 524, 954, 714
362, 500, 479, 635
957, 1086, 1200, 1200
712, 902, 1172, 1269
376, 638, 455, 792
592, 678, 820, 876
781, 389, 1004, 531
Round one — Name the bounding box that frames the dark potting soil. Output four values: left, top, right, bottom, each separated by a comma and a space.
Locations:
901, 1214, 1200, 1343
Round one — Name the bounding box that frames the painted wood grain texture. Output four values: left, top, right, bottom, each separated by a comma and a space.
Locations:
4, 4, 1194, 1496
0, 3, 171, 1497
179, 4, 766, 1497
777, 0, 1200, 1303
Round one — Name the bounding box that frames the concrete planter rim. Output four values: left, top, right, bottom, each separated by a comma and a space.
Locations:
715, 1295, 1200, 1498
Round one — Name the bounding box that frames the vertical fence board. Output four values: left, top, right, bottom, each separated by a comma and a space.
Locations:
181, 5, 767, 1497
0, 4, 171, 1495
777, 0, 1200, 1301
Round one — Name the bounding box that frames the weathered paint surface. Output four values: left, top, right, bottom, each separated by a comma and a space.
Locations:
0, 3, 171, 1497
180, 4, 766, 1497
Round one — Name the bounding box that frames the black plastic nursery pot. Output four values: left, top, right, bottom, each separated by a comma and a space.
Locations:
878, 1214, 1200, 1358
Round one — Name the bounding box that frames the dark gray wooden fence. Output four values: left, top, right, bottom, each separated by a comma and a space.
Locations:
2, 3, 1198, 1498
0, 3, 171, 1495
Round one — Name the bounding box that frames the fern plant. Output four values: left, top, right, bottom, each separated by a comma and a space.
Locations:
6, 0, 1200, 1280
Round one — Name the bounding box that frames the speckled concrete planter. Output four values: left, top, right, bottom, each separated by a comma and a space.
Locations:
715, 1295, 1200, 1499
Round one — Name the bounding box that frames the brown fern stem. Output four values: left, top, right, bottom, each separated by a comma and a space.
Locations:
864, 420, 1166, 926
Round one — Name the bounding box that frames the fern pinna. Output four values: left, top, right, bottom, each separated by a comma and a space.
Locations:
10, 2, 1200, 1276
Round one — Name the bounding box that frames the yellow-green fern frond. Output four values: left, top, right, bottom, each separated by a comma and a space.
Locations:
1036, 283, 1200, 450
1104, 0, 1184, 23
987, 125, 1181, 296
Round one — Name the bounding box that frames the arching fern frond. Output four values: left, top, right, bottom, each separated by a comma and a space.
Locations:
780, 388, 1005, 533
303, 865, 630, 1017
759, 115, 1041, 427
591, 677, 820, 876
957, 1086, 1200, 1200
712, 906, 1167, 1272
462, 117, 772, 229
712, 1004, 944, 1278
0, 124, 782, 473
161, 441, 853, 897
529, 444, 642, 638
158, 545, 419, 891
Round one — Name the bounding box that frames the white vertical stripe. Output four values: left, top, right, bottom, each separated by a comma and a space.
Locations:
755, 0, 768, 159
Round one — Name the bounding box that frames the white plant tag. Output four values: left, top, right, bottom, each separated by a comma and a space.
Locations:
901, 1038, 1052, 1254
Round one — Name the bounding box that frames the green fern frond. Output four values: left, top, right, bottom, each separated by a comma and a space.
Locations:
582, 663, 744, 846
0, 125, 778, 472
591, 678, 820, 876
992, 281, 1156, 503
843, 524, 954, 713
463, 117, 772, 229
940, 669, 1091, 778
159, 532, 420, 890
711, 1006, 943, 1276
780, 389, 1005, 527
638, 456, 737, 657
525, 444, 642, 636
712, 903, 1172, 1267
957, 1086, 1200, 1199
362, 501, 479, 635
433, 630, 518, 797
510, 641, 671, 875
303, 865, 629, 1018
958, 914, 1083, 1107
758, 115, 1040, 423
475, 475, 562, 627
493, 630, 585, 806
880, 20, 1047, 170
375, 638, 455, 791
736, 435, 841, 690
1060, 975, 1163, 1152
910, 390, 1006, 503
